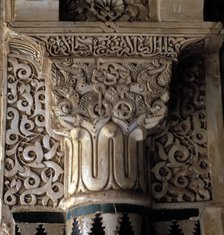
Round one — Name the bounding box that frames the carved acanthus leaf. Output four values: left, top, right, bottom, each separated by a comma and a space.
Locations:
51, 58, 172, 133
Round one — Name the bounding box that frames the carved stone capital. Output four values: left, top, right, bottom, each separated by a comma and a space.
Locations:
3, 21, 224, 234
49, 58, 171, 132
47, 57, 172, 208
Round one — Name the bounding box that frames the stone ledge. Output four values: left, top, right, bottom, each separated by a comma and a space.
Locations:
6, 22, 223, 36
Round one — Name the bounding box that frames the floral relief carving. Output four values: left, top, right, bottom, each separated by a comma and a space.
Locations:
48, 58, 172, 202
150, 57, 211, 202
3, 30, 214, 217
92, 0, 126, 21
4, 40, 64, 207
51, 58, 171, 133
63, 0, 149, 22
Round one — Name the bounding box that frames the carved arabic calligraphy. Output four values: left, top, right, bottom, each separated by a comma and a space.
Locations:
35, 35, 202, 59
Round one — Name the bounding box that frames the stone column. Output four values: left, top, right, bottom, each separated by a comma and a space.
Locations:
46, 57, 172, 234
31, 28, 223, 234
2, 4, 223, 231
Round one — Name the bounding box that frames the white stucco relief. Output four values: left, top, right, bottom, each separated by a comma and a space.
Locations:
0, 1, 223, 230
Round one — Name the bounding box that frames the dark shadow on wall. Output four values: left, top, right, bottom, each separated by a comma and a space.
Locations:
204, 0, 224, 121
204, 0, 224, 21
220, 44, 224, 122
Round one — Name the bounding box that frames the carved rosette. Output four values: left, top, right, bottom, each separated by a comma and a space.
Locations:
62, 0, 149, 22
47, 57, 172, 208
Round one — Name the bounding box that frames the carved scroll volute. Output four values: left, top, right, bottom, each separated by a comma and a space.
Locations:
4, 36, 65, 209
49, 58, 172, 208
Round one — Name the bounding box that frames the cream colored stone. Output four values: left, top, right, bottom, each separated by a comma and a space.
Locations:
48, 57, 172, 208
43, 224, 65, 235
102, 213, 122, 235
206, 52, 224, 205
1, 0, 224, 234
17, 223, 38, 235
201, 208, 224, 235
159, 0, 204, 21
13, 0, 59, 22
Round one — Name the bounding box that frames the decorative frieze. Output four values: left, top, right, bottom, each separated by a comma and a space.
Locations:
16, 223, 65, 235
150, 209, 201, 235
151, 220, 201, 235
35, 35, 203, 59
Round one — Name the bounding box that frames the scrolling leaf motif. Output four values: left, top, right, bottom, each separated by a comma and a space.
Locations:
150, 57, 211, 203
51, 59, 171, 133
4, 49, 64, 207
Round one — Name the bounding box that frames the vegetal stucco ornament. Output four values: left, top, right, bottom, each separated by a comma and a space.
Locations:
4, 38, 64, 208
150, 56, 211, 202
47, 58, 172, 207
51, 58, 171, 132
63, 0, 149, 22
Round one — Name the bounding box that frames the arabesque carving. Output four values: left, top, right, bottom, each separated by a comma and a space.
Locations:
4, 39, 64, 207
51, 58, 171, 132
49, 58, 172, 203
3, 21, 221, 233
62, 0, 149, 22
150, 57, 211, 202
